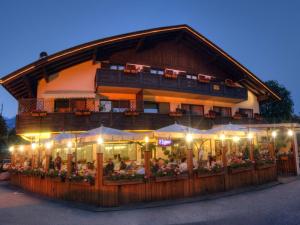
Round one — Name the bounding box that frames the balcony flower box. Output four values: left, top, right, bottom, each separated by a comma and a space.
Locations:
75, 110, 91, 116
225, 79, 238, 88
31, 110, 47, 117
197, 75, 211, 83
124, 110, 140, 116
233, 112, 242, 120
169, 112, 183, 117
204, 110, 216, 119
254, 113, 263, 121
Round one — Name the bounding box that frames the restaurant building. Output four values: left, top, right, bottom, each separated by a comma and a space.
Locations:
1, 25, 292, 207
0, 25, 280, 139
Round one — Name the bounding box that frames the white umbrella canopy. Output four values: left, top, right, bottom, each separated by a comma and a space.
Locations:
79, 125, 142, 142
153, 123, 209, 139
208, 123, 262, 136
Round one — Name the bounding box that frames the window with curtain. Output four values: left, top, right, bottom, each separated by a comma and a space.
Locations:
213, 106, 232, 117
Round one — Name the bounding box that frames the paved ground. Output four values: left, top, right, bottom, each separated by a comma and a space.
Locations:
0, 180, 300, 225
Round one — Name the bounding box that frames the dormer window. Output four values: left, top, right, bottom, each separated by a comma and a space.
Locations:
110, 64, 124, 71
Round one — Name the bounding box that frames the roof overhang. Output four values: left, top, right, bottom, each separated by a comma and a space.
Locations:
0, 25, 281, 101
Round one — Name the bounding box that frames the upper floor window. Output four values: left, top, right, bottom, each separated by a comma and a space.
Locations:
110, 65, 124, 71
181, 104, 204, 116
186, 75, 197, 80
54, 98, 89, 112
150, 69, 164, 75
239, 108, 253, 118
144, 101, 159, 113
100, 100, 130, 112
213, 106, 232, 117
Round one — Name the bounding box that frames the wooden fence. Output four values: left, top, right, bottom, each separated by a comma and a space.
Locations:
11, 165, 277, 207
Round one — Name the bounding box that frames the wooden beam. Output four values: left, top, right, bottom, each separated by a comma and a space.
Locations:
92, 47, 99, 64
22, 76, 34, 98
42, 67, 49, 83
135, 37, 146, 52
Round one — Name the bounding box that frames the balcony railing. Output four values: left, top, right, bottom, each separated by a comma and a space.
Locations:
96, 69, 248, 100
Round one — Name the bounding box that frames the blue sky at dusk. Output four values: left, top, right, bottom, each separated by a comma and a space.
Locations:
0, 0, 299, 118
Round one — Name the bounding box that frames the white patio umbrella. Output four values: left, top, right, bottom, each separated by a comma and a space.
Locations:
79, 125, 142, 142
153, 123, 209, 139
208, 123, 262, 136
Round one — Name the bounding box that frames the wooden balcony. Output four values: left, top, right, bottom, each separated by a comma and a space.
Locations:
96, 69, 248, 101
16, 112, 264, 134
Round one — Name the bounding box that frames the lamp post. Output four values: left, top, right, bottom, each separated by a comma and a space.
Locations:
9, 146, 15, 166
247, 133, 254, 161
287, 129, 299, 175
271, 130, 277, 159
186, 133, 193, 176
66, 141, 73, 177
31, 143, 37, 169
144, 136, 151, 178
45, 142, 52, 172
96, 136, 104, 189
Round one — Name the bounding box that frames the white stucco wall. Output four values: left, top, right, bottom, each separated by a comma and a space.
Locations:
37, 60, 99, 99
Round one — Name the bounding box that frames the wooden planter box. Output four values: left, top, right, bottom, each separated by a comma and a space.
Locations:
169, 112, 183, 117
103, 179, 144, 186
255, 163, 275, 170
124, 111, 140, 116
75, 111, 91, 116
197, 171, 224, 178
31, 111, 47, 117
229, 165, 253, 174
155, 176, 177, 182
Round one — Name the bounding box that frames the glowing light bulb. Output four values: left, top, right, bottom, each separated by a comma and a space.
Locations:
185, 133, 193, 143
287, 129, 294, 137
97, 136, 104, 145
67, 141, 72, 148
220, 134, 226, 141
271, 131, 277, 138
9, 146, 14, 152
233, 136, 240, 143
31, 143, 37, 150
144, 136, 149, 143
19, 145, 24, 152
247, 133, 254, 140
45, 142, 52, 149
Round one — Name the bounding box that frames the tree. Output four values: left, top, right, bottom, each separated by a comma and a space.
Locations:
0, 115, 8, 154
260, 80, 294, 123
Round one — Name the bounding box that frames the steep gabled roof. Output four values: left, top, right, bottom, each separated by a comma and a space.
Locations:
0, 24, 280, 100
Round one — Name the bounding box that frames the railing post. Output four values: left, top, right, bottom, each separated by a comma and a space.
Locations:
67, 153, 73, 177
96, 150, 103, 189
222, 143, 229, 190
144, 139, 151, 178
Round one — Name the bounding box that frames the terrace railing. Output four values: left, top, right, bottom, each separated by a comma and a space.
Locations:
96, 69, 248, 100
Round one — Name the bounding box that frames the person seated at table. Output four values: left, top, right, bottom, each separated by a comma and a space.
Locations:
120, 160, 127, 170
158, 158, 165, 168
54, 153, 62, 170
179, 157, 188, 173
167, 157, 177, 168
136, 165, 145, 175
104, 159, 114, 175
113, 154, 121, 171
126, 160, 137, 170
151, 159, 159, 173
193, 154, 199, 169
